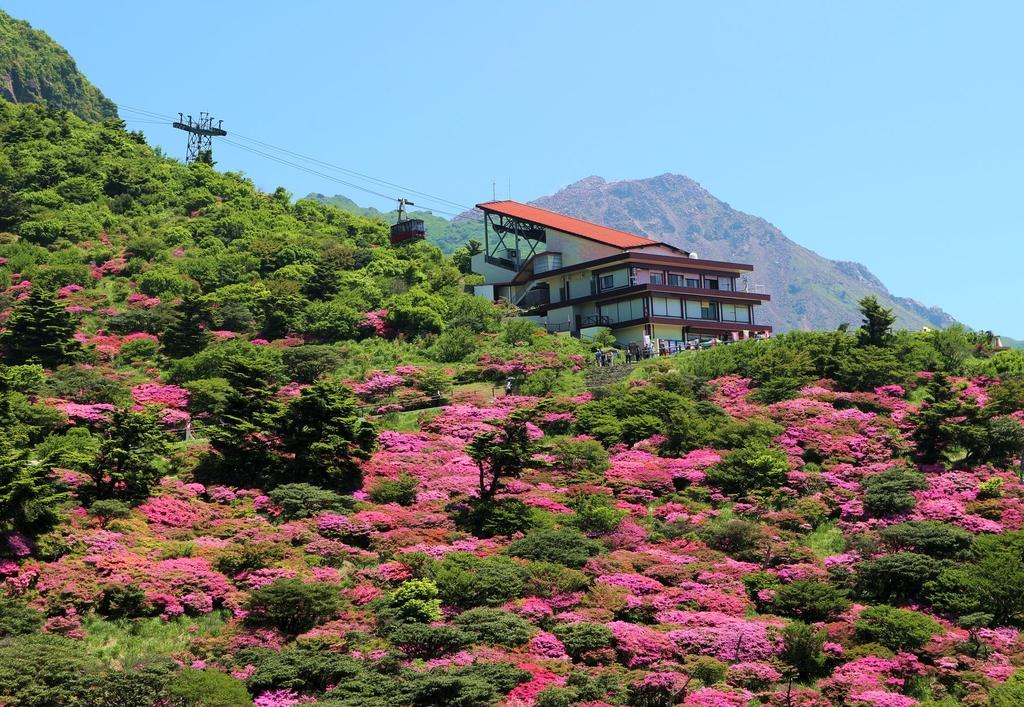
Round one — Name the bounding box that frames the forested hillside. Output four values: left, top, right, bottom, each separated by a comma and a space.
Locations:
2, 97, 1024, 707
0, 10, 117, 121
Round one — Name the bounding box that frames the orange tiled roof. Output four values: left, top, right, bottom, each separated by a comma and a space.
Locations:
477, 200, 667, 250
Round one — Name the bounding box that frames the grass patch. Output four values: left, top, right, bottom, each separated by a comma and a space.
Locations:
82, 611, 229, 670
804, 521, 846, 558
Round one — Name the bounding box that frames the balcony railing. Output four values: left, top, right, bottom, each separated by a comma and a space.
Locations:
517, 289, 551, 308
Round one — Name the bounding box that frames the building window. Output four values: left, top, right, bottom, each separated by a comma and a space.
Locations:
649, 272, 663, 285
685, 277, 700, 288
668, 273, 683, 287
721, 303, 750, 323
701, 301, 719, 320
652, 297, 682, 317
599, 274, 615, 290
704, 277, 719, 290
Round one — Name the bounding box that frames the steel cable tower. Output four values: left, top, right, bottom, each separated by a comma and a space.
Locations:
172, 112, 227, 163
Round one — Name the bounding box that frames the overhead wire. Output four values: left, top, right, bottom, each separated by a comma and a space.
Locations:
113, 103, 473, 216
230, 131, 473, 212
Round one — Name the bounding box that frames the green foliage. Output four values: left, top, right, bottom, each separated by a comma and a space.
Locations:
856, 295, 896, 347
451, 607, 533, 647
0, 596, 44, 637
770, 579, 850, 622
388, 622, 474, 657
552, 622, 615, 662
166, 668, 253, 707
388, 578, 443, 624
0, 11, 118, 121
266, 483, 351, 520
705, 442, 790, 496
781, 621, 828, 679
508, 526, 602, 568
368, 472, 419, 506
163, 295, 212, 359
855, 604, 941, 651
245, 578, 341, 635
84, 407, 170, 504
0, 436, 66, 534
0, 633, 100, 706
862, 466, 928, 517
277, 378, 377, 491
0, 288, 80, 367
855, 552, 943, 603
925, 531, 1024, 625
568, 492, 628, 534
698, 519, 766, 562
551, 436, 610, 477
426, 552, 527, 608
466, 418, 539, 500
244, 645, 370, 694
878, 521, 972, 559
456, 496, 536, 538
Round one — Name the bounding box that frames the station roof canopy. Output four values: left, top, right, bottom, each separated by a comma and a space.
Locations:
477, 200, 686, 253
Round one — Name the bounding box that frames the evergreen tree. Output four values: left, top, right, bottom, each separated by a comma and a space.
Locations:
278, 378, 377, 491
162, 295, 211, 358
206, 354, 285, 480
85, 407, 170, 504
856, 295, 896, 348
0, 289, 79, 367
0, 437, 65, 534
467, 417, 539, 500
303, 258, 342, 299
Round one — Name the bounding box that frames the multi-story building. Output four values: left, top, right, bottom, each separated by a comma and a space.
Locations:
470, 200, 771, 351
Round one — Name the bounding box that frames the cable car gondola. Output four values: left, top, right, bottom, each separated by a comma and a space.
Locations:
390, 198, 426, 245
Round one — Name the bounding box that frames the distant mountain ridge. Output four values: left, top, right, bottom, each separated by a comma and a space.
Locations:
0, 10, 117, 121
521, 174, 957, 332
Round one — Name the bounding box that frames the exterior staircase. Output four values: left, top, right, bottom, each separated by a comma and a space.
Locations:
583, 360, 637, 393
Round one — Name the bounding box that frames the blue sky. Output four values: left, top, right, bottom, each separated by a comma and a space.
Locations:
6, 1, 1022, 335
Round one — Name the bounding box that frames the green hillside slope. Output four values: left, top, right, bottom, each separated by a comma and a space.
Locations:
0, 10, 117, 121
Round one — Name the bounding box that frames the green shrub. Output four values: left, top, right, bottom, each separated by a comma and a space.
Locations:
507, 527, 601, 568
568, 493, 628, 534
523, 561, 591, 597
535, 686, 578, 707
878, 520, 972, 559
245, 646, 369, 694
88, 499, 133, 519
0, 634, 101, 706
855, 552, 942, 603
402, 662, 531, 707
367, 472, 419, 506
698, 519, 766, 561
550, 437, 610, 477
97, 584, 149, 619
552, 622, 615, 662
388, 622, 474, 658
770, 579, 850, 622
245, 579, 341, 635
214, 542, 286, 577
427, 553, 527, 608
705, 442, 790, 496
388, 579, 443, 624
0, 596, 44, 637
862, 466, 928, 516
781, 621, 827, 679
167, 668, 253, 706
990, 670, 1024, 707
456, 497, 536, 538
855, 605, 941, 652
266, 483, 351, 520
452, 607, 533, 647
